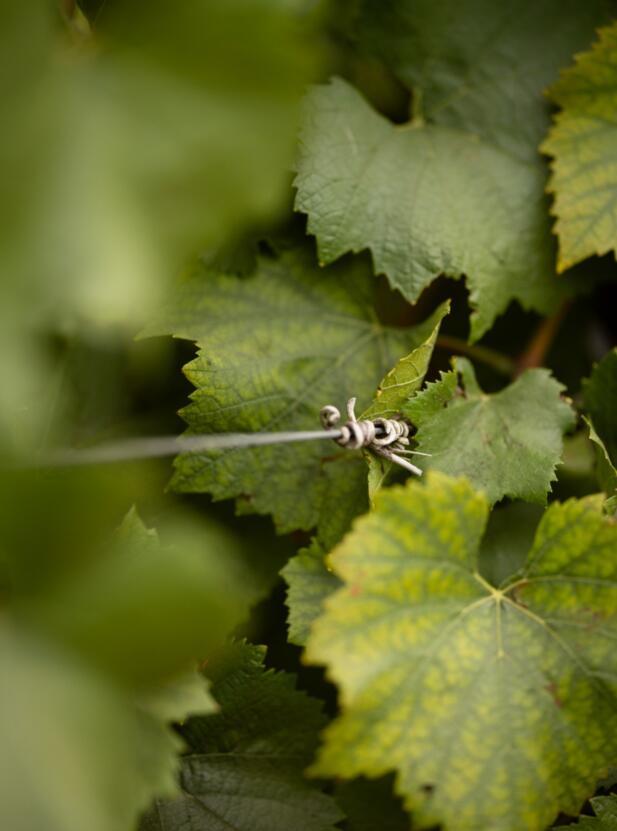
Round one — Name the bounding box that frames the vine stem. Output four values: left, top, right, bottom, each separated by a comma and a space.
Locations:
435, 335, 515, 377
60, 0, 76, 15
515, 300, 571, 376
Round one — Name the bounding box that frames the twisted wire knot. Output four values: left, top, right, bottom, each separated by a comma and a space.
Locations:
320, 398, 426, 477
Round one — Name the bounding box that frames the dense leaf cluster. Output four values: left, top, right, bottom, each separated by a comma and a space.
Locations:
2, 2, 617, 831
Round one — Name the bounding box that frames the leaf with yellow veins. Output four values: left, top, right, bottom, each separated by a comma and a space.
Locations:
404, 357, 575, 504
543, 22, 617, 271
305, 472, 617, 831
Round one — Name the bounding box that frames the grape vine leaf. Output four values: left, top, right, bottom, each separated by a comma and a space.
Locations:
363, 301, 449, 423
141, 642, 344, 831
284, 501, 544, 648
143, 245, 446, 533
403, 357, 575, 504
0, 623, 181, 831
477, 502, 543, 588
333, 775, 409, 831
362, 300, 449, 497
295, 1, 612, 340
555, 794, 617, 829
542, 22, 617, 271
305, 472, 617, 831
583, 349, 617, 506
282, 540, 341, 647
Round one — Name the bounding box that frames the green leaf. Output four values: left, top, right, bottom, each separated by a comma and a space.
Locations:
305, 472, 617, 831
334, 775, 409, 831
0, 623, 180, 831
555, 794, 617, 829
363, 300, 449, 498
141, 642, 343, 831
144, 245, 444, 534
543, 23, 617, 271
478, 502, 543, 588
403, 358, 575, 504
25, 508, 254, 686
362, 301, 450, 423
282, 541, 341, 647
583, 349, 617, 502
353, 0, 613, 158
586, 418, 617, 510
294, 3, 611, 339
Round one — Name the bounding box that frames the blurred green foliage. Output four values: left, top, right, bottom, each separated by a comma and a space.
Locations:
1, 0, 322, 444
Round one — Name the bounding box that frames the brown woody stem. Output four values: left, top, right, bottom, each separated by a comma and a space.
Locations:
515, 301, 571, 376
435, 335, 515, 377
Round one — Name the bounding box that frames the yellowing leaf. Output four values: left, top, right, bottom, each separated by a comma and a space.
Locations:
404, 358, 575, 503
543, 23, 617, 271
284, 500, 543, 648
306, 472, 617, 831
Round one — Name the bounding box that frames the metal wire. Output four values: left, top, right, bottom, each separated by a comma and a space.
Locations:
28, 398, 428, 477
35, 429, 345, 467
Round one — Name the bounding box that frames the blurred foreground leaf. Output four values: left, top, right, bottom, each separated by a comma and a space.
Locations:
23, 507, 252, 685
0, 499, 257, 831
0, 624, 180, 831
